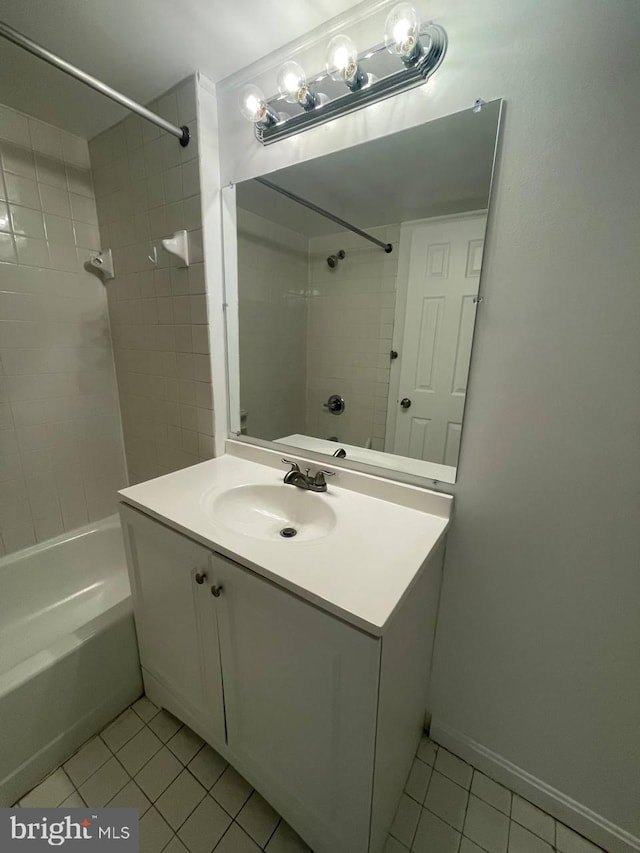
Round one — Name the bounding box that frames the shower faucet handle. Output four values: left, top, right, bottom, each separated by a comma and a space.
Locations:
323, 394, 345, 414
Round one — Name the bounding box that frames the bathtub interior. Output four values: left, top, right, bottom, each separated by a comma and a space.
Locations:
0, 515, 131, 676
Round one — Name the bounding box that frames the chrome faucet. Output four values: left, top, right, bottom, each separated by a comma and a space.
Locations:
282, 459, 334, 492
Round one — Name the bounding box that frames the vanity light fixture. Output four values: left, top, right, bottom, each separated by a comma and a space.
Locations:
277, 61, 318, 111
384, 2, 423, 65
239, 3, 447, 145
325, 35, 367, 91
238, 84, 279, 127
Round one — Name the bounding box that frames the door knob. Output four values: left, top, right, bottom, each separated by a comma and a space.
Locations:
400, 398, 412, 409
211, 585, 224, 598
194, 572, 207, 584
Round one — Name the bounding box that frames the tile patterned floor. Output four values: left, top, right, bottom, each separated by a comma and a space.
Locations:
14, 696, 606, 853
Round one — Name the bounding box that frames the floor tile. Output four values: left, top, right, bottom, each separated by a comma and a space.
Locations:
107, 779, 152, 816
214, 822, 261, 853
556, 823, 604, 853
101, 708, 144, 752
384, 837, 410, 853
136, 747, 183, 802
156, 769, 206, 830
511, 796, 555, 844
416, 737, 437, 767
424, 770, 468, 830
211, 766, 253, 817
405, 758, 432, 803
509, 821, 554, 853
464, 794, 509, 853
79, 756, 129, 807
471, 771, 511, 815
434, 748, 473, 789
188, 745, 228, 790
178, 795, 231, 853
265, 820, 311, 852
389, 793, 421, 848
63, 736, 111, 786
164, 837, 189, 853
133, 696, 161, 723
237, 791, 280, 848
118, 727, 164, 776
150, 710, 183, 743
460, 839, 485, 853
139, 806, 174, 853
19, 768, 75, 807
412, 808, 461, 853
162, 835, 189, 853
60, 790, 86, 808
167, 726, 204, 766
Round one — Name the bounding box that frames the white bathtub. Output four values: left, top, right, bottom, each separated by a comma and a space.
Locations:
0, 515, 142, 807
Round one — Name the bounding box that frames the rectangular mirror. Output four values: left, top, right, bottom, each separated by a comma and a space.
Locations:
224, 100, 502, 484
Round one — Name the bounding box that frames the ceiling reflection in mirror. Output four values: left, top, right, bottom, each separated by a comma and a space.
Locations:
227, 100, 502, 483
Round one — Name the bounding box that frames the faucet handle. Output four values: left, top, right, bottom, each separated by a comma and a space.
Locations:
282, 458, 300, 473
313, 469, 335, 487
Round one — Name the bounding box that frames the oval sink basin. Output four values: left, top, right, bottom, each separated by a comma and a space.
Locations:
210, 484, 337, 542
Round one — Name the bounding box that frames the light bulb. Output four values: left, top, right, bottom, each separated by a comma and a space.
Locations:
325, 35, 363, 88
239, 85, 273, 125
384, 3, 422, 62
277, 61, 317, 110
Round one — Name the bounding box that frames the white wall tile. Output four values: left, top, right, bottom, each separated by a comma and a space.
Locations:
89, 77, 207, 482
0, 100, 126, 557
29, 119, 63, 159
0, 105, 30, 147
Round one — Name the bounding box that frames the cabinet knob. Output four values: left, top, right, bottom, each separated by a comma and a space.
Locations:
211, 584, 224, 598
194, 571, 207, 585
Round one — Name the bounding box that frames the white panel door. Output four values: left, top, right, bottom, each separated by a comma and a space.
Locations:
392, 214, 487, 465
120, 505, 226, 744
212, 552, 380, 853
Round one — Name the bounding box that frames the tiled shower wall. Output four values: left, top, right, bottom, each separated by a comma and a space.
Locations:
0, 102, 126, 556
306, 226, 399, 450
237, 209, 307, 442
235, 211, 399, 449
89, 78, 214, 485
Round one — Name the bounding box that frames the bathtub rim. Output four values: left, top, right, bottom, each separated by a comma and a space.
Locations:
0, 513, 121, 571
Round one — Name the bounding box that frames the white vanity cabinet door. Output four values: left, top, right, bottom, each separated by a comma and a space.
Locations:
120, 505, 226, 744
211, 551, 380, 853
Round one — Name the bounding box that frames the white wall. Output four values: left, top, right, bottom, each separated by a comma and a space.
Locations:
0, 103, 126, 555
208, 0, 640, 848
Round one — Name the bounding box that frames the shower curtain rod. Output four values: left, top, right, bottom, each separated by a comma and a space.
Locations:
256, 178, 393, 253
0, 21, 190, 147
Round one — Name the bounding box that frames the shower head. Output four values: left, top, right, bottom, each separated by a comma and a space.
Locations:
327, 249, 346, 269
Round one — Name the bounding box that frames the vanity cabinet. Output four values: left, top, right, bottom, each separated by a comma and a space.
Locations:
120, 502, 444, 853
120, 506, 226, 745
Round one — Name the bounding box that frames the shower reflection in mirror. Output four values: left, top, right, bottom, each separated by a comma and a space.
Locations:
227, 100, 502, 484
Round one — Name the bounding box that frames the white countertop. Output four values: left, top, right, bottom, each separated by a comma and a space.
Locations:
119, 446, 452, 636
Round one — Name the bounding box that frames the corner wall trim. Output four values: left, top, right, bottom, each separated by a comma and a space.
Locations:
430, 719, 640, 853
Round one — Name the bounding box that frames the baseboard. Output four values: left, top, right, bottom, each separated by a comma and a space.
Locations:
0, 683, 142, 808
430, 719, 640, 853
